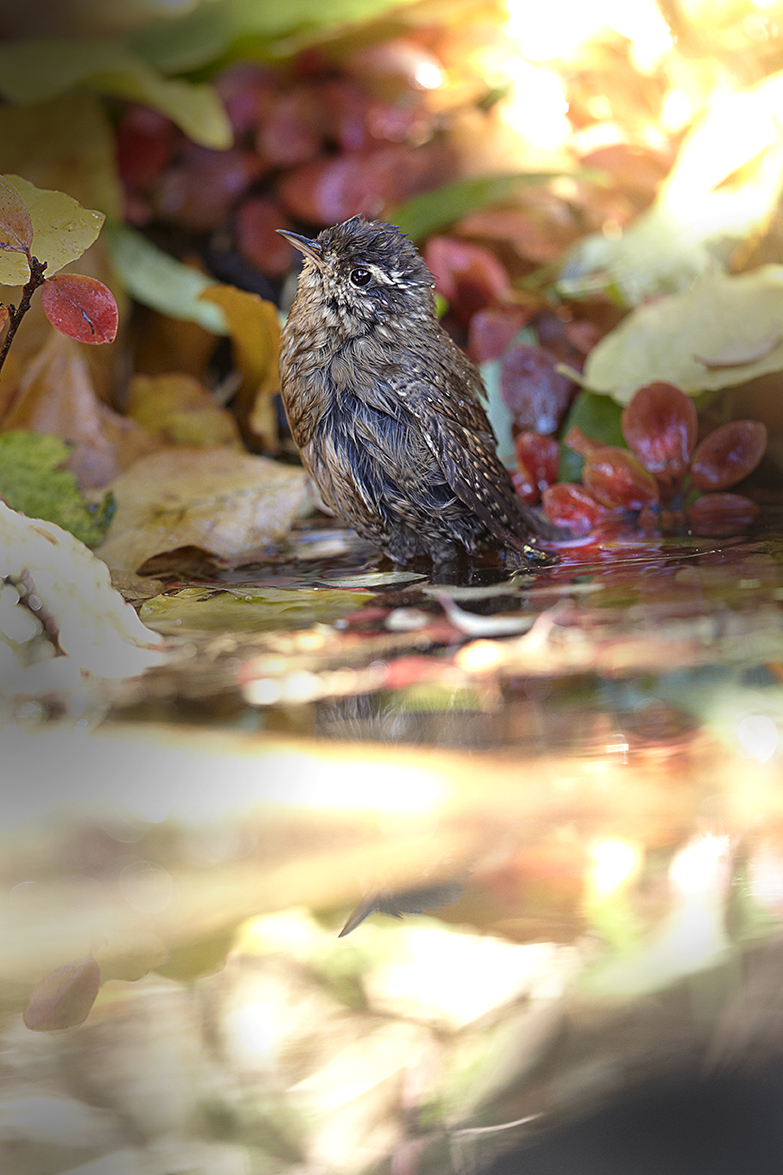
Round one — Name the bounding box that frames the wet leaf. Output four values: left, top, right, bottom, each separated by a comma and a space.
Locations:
105, 223, 228, 334
542, 483, 608, 536
0, 431, 114, 547
621, 383, 697, 482
94, 447, 310, 573
0, 174, 32, 284
23, 955, 100, 1031
389, 172, 565, 241
583, 266, 783, 404
688, 492, 760, 536
690, 421, 768, 491
0, 38, 231, 148
126, 373, 242, 448
140, 584, 373, 635
4, 174, 104, 278
40, 274, 118, 344
582, 446, 660, 510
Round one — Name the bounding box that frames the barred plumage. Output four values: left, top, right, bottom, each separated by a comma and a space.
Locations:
278, 216, 550, 566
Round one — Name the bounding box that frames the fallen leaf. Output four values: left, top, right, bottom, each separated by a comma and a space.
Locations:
125, 372, 242, 448
199, 285, 280, 449
583, 266, 783, 403
94, 446, 311, 573
0, 431, 114, 547
3, 330, 160, 488
105, 223, 228, 334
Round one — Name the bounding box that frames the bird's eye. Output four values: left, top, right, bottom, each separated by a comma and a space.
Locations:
350, 268, 372, 287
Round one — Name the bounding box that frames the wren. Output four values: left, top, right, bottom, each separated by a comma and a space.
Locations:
277, 216, 550, 566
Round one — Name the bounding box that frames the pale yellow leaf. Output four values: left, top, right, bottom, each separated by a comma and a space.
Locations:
5, 174, 104, 277
94, 447, 311, 573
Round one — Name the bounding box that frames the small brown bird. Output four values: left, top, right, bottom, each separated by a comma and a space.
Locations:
277, 216, 550, 566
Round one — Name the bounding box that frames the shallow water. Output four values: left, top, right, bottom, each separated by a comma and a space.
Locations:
4, 514, 783, 1174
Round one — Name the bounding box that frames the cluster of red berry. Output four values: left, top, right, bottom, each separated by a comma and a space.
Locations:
510, 382, 767, 539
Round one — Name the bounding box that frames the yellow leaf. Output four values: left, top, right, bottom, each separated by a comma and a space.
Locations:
126, 372, 242, 448
94, 447, 310, 574
4, 174, 104, 277
199, 285, 281, 447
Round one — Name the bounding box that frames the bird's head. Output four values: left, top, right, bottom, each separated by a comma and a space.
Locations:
278, 216, 436, 338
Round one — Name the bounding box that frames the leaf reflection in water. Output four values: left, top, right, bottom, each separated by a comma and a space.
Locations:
338, 876, 469, 937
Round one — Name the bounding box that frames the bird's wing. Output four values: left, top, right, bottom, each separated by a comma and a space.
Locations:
388, 361, 540, 548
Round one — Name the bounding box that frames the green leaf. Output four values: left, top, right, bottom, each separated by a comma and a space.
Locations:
388, 172, 565, 241
0, 431, 115, 548
0, 38, 231, 149
104, 223, 228, 334
557, 390, 625, 481
583, 264, 783, 405
126, 0, 426, 73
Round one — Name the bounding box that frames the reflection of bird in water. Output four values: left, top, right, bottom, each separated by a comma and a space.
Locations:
338, 876, 469, 937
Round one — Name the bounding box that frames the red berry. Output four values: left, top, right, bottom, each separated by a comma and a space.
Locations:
688, 492, 760, 535
542, 483, 608, 535
582, 446, 660, 510
621, 382, 697, 482
689, 420, 767, 490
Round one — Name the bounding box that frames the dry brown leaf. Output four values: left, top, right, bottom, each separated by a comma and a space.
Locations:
199, 284, 280, 450
126, 372, 242, 448
94, 446, 311, 573
2, 330, 160, 489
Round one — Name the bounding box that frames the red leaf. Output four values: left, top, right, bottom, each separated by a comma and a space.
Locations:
582, 446, 660, 510
0, 174, 33, 254
688, 492, 760, 535
621, 382, 697, 482
23, 956, 101, 1031
501, 344, 576, 434
41, 274, 118, 345
542, 483, 608, 535
689, 420, 767, 490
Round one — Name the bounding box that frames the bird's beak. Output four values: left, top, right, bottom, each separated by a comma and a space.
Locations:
276, 229, 323, 269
